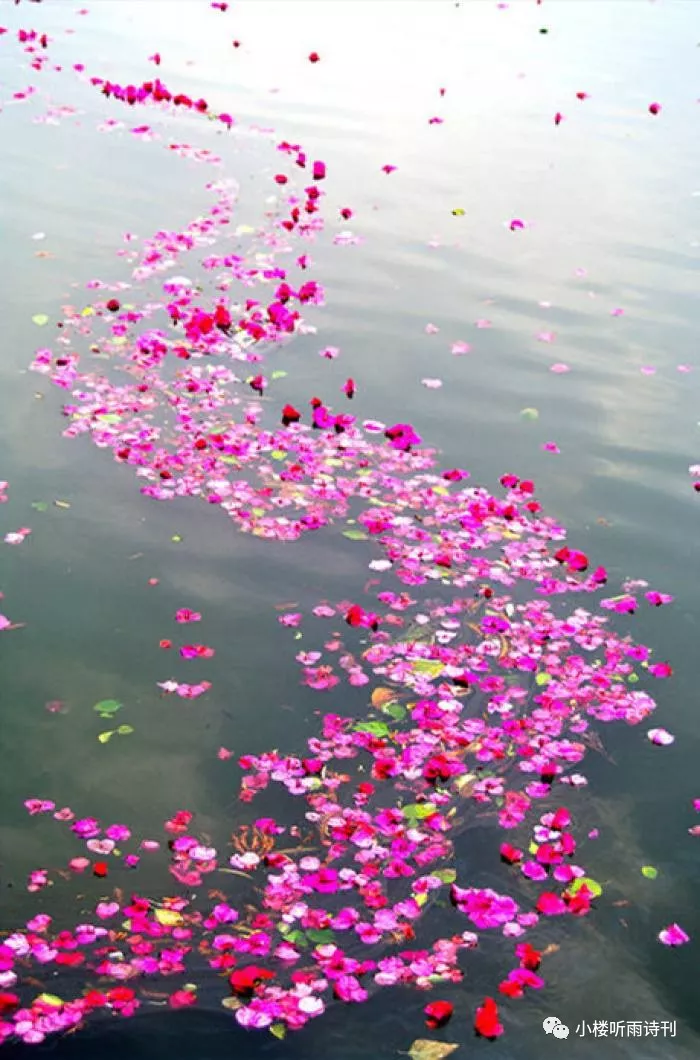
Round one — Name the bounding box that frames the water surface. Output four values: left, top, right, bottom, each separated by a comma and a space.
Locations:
1, 2, 699, 1057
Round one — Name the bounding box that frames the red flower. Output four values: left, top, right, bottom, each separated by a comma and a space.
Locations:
474, 997, 504, 1039
281, 404, 301, 426
424, 1000, 453, 1029
229, 965, 275, 997
499, 842, 523, 865
92, 861, 108, 878
308, 52, 320, 63
516, 942, 541, 971
105, 298, 120, 312
55, 951, 85, 967
0, 993, 19, 1014
107, 987, 135, 1005
346, 605, 364, 627
498, 978, 523, 999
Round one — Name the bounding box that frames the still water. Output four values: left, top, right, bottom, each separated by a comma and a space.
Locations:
1, 1, 699, 1057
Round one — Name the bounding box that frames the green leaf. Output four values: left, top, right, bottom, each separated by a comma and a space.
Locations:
94, 699, 122, 716
96, 413, 121, 424
116, 724, 134, 736
31, 501, 49, 512
411, 660, 444, 677
342, 529, 368, 540
431, 868, 457, 885
270, 370, 287, 380
641, 865, 658, 880
402, 803, 438, 820
98, 731, 114, 744
383, 702, 407, 722
306, 928, 336, 945
269, 1024, 287, 1040
520, 407, 539, 420
568, 876, 603, 898
354, 721, 390, 737
270, 450, 287, 460
171, 534, 182, 542
535, 672, 551, 686
32, 314, 50, 327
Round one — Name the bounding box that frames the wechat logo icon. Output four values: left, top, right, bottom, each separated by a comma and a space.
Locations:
543, 1016, 570, 1039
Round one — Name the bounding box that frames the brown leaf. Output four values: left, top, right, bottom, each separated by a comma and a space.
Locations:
371, 687, 397, 709
542, 943, 561, 958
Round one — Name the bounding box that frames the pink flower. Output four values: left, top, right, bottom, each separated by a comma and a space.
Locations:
169, 989, 197, 1008
658, 923, 689, 946
175, 608, 201, 623
648, 102, 662, 115
381, 164, 397, 174
536, 892, 567, 916
647, 728, 674, 746
645, 591, 673, 607
648, 661, 672, 679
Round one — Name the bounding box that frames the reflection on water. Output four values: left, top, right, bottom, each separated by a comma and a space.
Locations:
1, 0, 699, 1057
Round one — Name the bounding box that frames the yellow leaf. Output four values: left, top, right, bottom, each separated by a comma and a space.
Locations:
154, 908, 183, 927
409, 1041, 459, 1060
37, 994, 64, 1008
454, 772, 477, 797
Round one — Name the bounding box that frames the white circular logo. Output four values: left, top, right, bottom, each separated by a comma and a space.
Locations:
543, 1016, 570, 1037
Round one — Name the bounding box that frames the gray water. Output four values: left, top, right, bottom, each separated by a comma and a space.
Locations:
1, 2, 699, 1057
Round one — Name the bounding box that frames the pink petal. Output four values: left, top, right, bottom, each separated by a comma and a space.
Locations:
647, 728, 674, 746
